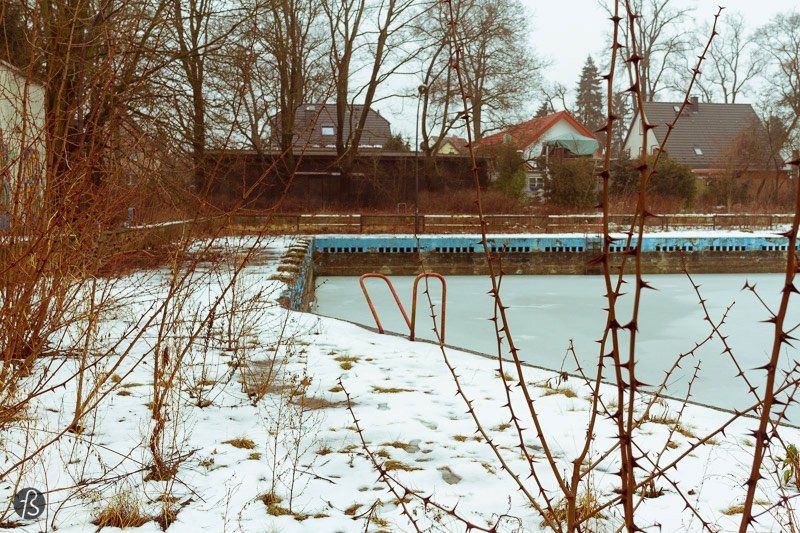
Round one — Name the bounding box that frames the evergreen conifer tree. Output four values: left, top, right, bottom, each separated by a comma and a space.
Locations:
534, 101, 550, 118
574, 56, 605, 138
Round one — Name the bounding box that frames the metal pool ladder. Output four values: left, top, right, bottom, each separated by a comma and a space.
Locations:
359, 273, 447, 343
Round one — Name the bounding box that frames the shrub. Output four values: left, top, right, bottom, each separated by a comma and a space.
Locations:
702, 175, 750, 208
651, 157, 696, 206
546, 157, 597, 208
490, 142, 527, 199
611, 153, 696, 207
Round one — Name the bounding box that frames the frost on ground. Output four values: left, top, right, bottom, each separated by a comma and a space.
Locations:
1, 237, 798, 532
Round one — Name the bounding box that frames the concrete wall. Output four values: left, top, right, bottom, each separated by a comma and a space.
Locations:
315, 250, 788, 276
623, 113, 659, 158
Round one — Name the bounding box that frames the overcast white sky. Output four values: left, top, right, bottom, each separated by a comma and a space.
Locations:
382, 0, 798, 138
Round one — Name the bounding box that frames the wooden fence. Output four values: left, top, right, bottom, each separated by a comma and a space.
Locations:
228, 213, 794, 234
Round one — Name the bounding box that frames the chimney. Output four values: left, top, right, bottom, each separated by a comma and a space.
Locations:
688, 96, 699, 113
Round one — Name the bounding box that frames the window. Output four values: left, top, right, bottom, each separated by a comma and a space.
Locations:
693, 147, 703, 155
321, 126, 335, 136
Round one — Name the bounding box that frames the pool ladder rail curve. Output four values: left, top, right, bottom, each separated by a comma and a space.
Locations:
358, 273, 446, 343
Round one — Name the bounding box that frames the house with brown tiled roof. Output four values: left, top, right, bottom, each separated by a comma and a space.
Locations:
480, 111, 599, 157
622, 97, 780, 176
270, 102, 392, 151
479, 111, 600, 195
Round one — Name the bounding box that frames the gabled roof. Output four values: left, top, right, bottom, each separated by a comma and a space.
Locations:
479, 111, 596, 150
270, 103, 392, 151
437, 136, 469, 154
637, 101, 762, 169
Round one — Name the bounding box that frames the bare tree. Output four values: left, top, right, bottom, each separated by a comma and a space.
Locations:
0, 0, 29, 68
542, 81, 570, 114
32, 0, 170, 212
602, 0, 693, 102
170, 0, 216, 192
163, 0, 245, 193
413, 0, 542, 192
210, 23, 273, 154
259, 0, 327, 168
212, 0, 326, 167
322, 0, 421, 197
755, 11, 800, 149
684, 12, 763, 103
268, 0, 327, 169
412, 1, 464, 190
452, 0, 543, 139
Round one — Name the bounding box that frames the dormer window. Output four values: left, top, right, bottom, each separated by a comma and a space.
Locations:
321, 126, 335, 136
693, 147, 703, 155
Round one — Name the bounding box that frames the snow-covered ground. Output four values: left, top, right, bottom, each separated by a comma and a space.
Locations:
2, 236, 798, 532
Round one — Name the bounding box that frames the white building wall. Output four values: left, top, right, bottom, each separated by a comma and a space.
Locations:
622, 114, 658, 157
0, 60, 45, 219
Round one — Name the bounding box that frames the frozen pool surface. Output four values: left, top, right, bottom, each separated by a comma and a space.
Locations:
315, 273, 800, 415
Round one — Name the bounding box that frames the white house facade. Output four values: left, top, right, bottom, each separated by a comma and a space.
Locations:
0, 59, 45, 225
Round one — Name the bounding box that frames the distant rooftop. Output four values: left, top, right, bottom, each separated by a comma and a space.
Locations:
479, 111, 597, 150
637, 100, 765, 170
270, 103, 392, 151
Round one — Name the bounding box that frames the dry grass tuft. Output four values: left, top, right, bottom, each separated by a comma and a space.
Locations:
223, 437, 257, 450
92, 493, 151, 529
344, 503, 362, 516
371, 385, 414, 394
722, 499, 770, 515
259, 492, 308, 520
723, 504, 744, 516
291, 394, 342, 410
383, 460, 421, 472
316, 445, 333, 456
382, 441, 415, 452
334, 355, 359, 371
540, 385, 577, 399
542, 489, 605, 528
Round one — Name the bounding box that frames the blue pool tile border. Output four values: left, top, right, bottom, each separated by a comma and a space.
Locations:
312, 234, 796, 254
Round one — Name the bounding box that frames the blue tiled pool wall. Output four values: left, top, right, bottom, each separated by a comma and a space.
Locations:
314, 235, 798, 254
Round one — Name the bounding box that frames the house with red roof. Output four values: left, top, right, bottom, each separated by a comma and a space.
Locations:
479, 111, 600, 195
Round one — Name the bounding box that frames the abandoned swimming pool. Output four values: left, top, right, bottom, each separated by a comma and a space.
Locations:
290, 232, 800, 415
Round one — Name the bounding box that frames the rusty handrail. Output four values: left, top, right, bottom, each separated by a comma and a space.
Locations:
411, 272, 446, 343
358, 273, 411, 334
